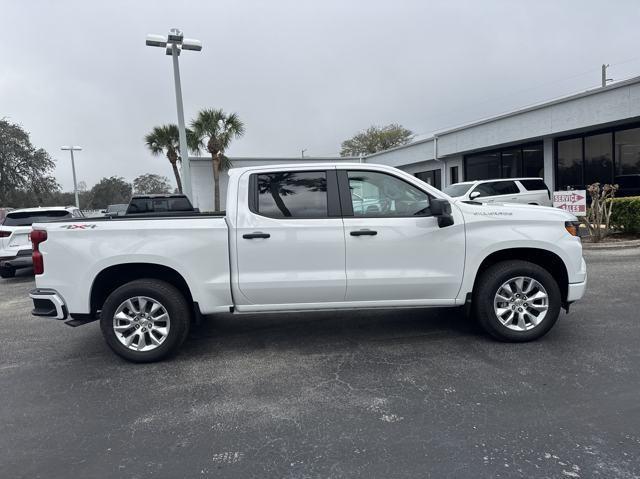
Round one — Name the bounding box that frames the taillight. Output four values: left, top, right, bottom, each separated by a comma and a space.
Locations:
31, 229, 47, 275
0, 230, 10, 238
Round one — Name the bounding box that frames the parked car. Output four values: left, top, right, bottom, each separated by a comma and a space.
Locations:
443, 178, 552, 206
125, 194, 197, 216
105, 203, 128, 217
28, 163, 586, 362
0, 206, 82, 278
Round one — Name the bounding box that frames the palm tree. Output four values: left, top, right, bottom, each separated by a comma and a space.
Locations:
191, 109, 245, 211
145, 124, 183, 193
145, 124, 199, 194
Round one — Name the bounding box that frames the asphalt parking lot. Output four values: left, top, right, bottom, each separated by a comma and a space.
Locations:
1, 249, 639, 479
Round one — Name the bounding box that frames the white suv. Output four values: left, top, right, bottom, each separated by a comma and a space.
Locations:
443, 178, 552, 206
0, 206, 83, 278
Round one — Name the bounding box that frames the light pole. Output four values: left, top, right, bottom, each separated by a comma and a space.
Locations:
61, 146, 82, 208
146, 28, 202, 201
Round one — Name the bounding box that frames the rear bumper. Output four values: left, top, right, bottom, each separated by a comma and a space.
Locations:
1, 254, 33, 270
29, 289, 68, 320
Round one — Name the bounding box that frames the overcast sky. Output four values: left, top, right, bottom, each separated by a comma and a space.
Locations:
3, 0, 640, 191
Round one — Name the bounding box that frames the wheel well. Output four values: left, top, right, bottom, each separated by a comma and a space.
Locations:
473, 248, 569, 302
90, 263, 194, 314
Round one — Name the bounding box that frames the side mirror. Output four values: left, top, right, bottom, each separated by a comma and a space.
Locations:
469, 191, 481, 200
430, 198, 454, 228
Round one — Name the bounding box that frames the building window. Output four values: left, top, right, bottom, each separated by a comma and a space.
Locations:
450, 166, 459, 184
501, 149, 521, 178
556, 138, 583, 190
584, 133, 613, 186
464, 142, 543, 182
615, 127, 640, 176
465, 152, 500, 180
415, 169, 442, 190
522, 144, 544, 177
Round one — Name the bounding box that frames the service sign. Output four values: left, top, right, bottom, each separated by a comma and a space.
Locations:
553, 190, 587, 216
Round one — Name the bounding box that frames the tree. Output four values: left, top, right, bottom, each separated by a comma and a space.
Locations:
0, 119, 60, 207
133, 174, 172, 195
145, 124, 198, 194
191, 108, 245, 211
88, 176, 132, 209
340, 124, 414, 157
582, 182, 619, 242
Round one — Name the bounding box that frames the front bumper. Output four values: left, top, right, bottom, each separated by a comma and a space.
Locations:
567, 275, 588, 302
29, 289, 68, 320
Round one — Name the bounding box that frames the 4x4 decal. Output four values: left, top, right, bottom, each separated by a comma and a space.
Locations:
59, 224, 98, 229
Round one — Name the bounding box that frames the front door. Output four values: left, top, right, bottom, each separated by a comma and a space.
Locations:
235, 169, 346, 306
341, 169, 465, 302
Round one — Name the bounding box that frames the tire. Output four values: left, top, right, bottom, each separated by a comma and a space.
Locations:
100, 279, 191, 363
0, 266, 16, 279
473, 260, 561, 342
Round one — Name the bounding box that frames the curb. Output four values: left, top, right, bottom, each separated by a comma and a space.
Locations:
582, 239, 640, 250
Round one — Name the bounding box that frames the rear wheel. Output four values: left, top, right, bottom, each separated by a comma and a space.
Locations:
100, 279, 191, 362
473, 260, 561, 342
0, 266, 16, 279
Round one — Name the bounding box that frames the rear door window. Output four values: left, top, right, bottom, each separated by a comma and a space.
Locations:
3, 210, 71, 226
472, 181, 519, 197
253, 171, 329, 218
519, 179, 548, 191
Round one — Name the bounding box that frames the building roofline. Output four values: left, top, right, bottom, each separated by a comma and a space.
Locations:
189, 156, 360, 161
365, 74, 640, 159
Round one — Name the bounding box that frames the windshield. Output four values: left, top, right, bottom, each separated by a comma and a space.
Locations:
443, 183, 473, 198
2, 210, 71, 226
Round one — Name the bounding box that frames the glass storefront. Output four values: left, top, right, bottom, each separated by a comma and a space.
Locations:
464, 142, 543, 182
555, 125, 640, 191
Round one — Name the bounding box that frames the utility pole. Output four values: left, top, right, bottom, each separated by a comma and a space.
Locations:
301, 148, 307, 158
602, 64, 612, 87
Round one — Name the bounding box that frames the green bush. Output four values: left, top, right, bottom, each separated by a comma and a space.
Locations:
610, 196, 640, 233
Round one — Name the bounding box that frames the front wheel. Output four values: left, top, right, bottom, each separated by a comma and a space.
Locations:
100, 279, 191, 362
473, 260, 561, 342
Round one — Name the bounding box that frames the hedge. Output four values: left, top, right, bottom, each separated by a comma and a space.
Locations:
610, 196, 640, 233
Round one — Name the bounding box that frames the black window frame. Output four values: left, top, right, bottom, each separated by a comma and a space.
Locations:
338, 169, 435, 218
248, 169, 340, 219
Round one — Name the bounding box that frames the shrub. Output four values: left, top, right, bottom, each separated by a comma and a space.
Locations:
610, 196, 640, 233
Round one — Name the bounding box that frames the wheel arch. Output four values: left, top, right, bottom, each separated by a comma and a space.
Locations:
472, 248, 569, 302
90, 263, 195, 315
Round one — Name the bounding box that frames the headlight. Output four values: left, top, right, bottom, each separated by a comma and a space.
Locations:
565, 221, 581, 237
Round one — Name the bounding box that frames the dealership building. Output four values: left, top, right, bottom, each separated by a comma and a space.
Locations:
190, 75, 640, 210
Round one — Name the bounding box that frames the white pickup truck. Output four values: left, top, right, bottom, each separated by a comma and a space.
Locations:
29, 163, 587, 362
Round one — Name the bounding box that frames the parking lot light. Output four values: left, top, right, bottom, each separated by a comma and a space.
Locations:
60, 146, 82, 209
146, 28, 202, 202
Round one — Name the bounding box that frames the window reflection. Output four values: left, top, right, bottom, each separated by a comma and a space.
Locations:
256, 172, 328, 218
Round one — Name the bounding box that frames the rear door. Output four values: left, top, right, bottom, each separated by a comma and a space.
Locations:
234, 168, 347, 306
340, 169, 465, 302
